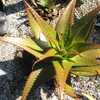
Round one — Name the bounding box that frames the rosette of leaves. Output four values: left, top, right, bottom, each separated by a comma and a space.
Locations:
0, 0, 100, 100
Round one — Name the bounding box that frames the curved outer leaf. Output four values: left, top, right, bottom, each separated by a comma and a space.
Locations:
72, 65, 100, 76
52, 61, 66, 88
52, 60, 74, 99
22, 64, 55, 100
71, 49, 100, 66
32, 64, 55, 85
55, 0, 76, 47
72, 5, 100, 42
52, 61, 66, 100
64, 84, 77, 98
22, 69, 42, 100
24, 0, 59, 49
0, 36, 43, 58
62, 60, 73, 79
35, 48, 57, 64
26, 7, 42, 39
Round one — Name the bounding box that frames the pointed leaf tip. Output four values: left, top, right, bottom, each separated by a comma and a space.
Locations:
24, 0, 59, 49
55, 0, 76, 47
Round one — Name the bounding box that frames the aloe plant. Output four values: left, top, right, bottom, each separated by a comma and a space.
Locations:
0, 0, 100, 100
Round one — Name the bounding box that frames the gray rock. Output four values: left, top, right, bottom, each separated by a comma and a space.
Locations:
0, 0, 29, 100
0, 11, 8, 35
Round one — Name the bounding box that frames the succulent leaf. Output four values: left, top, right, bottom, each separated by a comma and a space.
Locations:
0, 37, 43, 58
71, 49, 100, 66
64, 84, 77, 97
62, 60, 73, 79
52, 61, 66, 99
32, 64, 55, 85
22, 69, 42, 100
72, 65, 100, 76
24, 0, 59, 49
26, 7, 42, 39
55, 0, 76, 47
52, 61, 66, 90
35, 48, 57, 64
72, 5, 100, 42
22, 64, 55, 100
68, 43, 100, 56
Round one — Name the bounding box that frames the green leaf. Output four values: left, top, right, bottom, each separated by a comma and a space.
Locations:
35, 48, 57, 64
71, 49, 100, 66
22, 69, 42, 100
24, 0, 59, 49
55, 0, 76, 47
52, 61, 67, 100
62, 60, 73, 79
0, 36, 43, 58
52, 61, 66, 90
72, 5, 100, 42
26, 7, 42, 39
52, 61, 66, 87
64, 84, 77, 97
72, 65, 100, 76
68, 42, 100, 56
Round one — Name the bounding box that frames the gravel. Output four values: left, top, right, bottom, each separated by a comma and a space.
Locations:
0, 0, 100, 100
0, 0, 29, 99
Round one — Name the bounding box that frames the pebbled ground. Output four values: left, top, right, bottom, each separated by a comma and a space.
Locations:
0, 0, 100, 100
